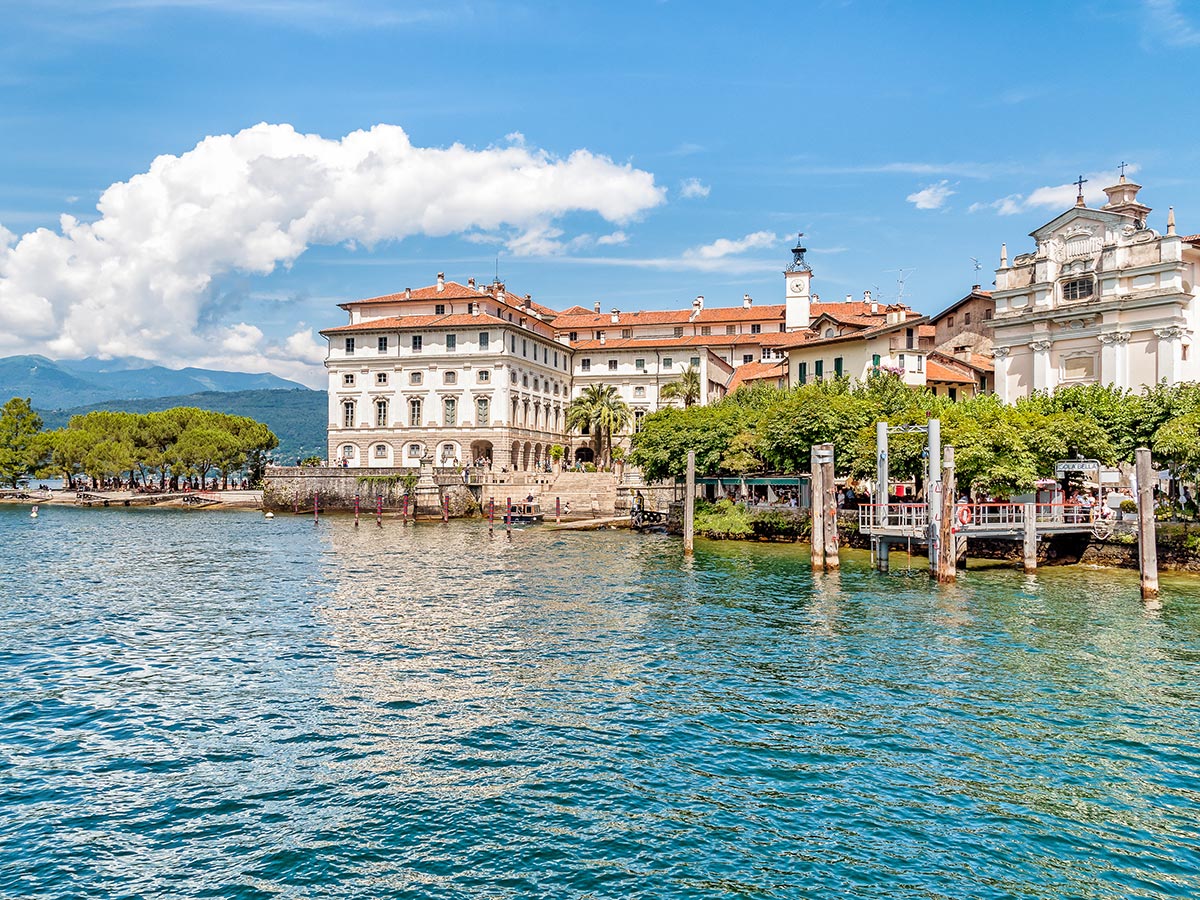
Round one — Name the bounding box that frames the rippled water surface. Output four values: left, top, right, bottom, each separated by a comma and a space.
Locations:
2, 505, 1200, 898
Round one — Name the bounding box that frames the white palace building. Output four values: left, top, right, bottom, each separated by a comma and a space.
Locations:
991, 174, 1200, 400
320, 242, 934, 470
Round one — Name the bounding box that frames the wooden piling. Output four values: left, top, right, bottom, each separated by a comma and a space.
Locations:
556, 496, 561, 525
354, 493, 360, 527
376, 494, 383, 527
820, 444, 838, 571
313, 491, 319, 524
683, 450, 696, 555
1022, 502, 1037, 573
506, 496, 512, 536
1135, 447, 1159, 600
442, 492, 449, 524
810, 445, 825, 573
937, 446, 956, 583
488, 498, 495, 535
402, 494, 409, 522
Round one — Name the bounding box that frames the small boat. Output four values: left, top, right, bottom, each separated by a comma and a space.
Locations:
508, 501, 544, 524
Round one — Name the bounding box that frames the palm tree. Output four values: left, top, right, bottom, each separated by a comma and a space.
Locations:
660, 365, 702, 408
566, 384, 631, 467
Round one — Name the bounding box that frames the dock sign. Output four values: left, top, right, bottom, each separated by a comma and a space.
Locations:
1054, 459, 1100, 476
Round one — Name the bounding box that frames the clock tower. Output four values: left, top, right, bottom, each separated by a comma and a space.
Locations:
784, 233, 812, 331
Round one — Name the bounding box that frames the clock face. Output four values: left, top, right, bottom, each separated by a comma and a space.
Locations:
790, 280, 805, 294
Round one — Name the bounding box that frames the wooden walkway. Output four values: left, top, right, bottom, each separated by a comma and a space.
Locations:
859, 503, 1097, 540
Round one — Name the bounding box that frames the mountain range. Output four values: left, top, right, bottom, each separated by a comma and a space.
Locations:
0, 354, 309, 410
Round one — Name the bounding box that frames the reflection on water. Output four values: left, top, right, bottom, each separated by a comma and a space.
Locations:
1, 505, 1199, 899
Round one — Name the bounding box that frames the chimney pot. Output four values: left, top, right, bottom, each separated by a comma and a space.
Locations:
467, 277, 475, 288
436, 272, 445, 293
743, 293, 752, 308
594, 301, 601, 314
846, 294, 852, 303
610, 308, 620, 324
404, 287, 412, 299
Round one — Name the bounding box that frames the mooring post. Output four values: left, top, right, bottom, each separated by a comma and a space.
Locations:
556, 496, 561, 524
810, 444, 825, 573
876, 420, 889, 530
937, 446, 956, 583
821, 443, 839, 571
927, 418, 942, 573
506, 496, 512, 536
1135, 447, 1159, 601
878, 537, 890, 573
488, 498, 495, 535
1023, 502, 1037, 573
376, 494, 383, 527
354, 493, 360, 527
313, 491, 319, 524
442, 492, 449, 524
683, 450, 696, 555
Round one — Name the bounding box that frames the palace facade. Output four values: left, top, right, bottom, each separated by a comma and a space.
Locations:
991, 176, 1200, 400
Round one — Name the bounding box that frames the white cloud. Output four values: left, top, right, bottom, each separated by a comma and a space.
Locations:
221, 322, 265, 354
1141, 0, 1200, 47
595, 230, 628, 246
969, 167, 1134, 216
684, 231, 779, 260
679, 178, 711, 199
0, 224, 13, 248
906, 180, 954, 210
0, 122, 665, 376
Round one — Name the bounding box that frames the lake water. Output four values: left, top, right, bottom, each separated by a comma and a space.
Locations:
2, 505, 1199, 899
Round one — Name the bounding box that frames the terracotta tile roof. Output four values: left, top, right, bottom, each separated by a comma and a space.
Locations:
551, 304, 786, 330
346, 281, 488, 305
1182, 234, 1200, 244
925, 359, 978, 385
557, 305, 595, 317
321, 313, 502, 335
918, 324, 936, 337
768, 313, 930, 350
930, 288, 994, 323
727, 360, 787, 392
569, 334, 761, 351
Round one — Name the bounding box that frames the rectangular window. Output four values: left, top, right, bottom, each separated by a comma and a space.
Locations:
949, 387, 958, 402
581, 358, 591, 372
409, 399, 421, 426
798, 362, 808, 384
898, 353, 905, 370
984, 308, 993, 320
376, 372, 388, 385
743, 354, 754, 364
750, 323, 761, 334
635, 358, 645, 371
522, 340, 528, 357
510, 336, 516, 352
435, 303, 446, 315
446, 333, 457, 352
343, 373, 355, 386
345, 337, 355, 354
477, 370, 490, 383
553, 351, 558, 366
964, 312, 972, 325
634, 409, 646, 432
872, 353, 881, 367
947, 315, 955, 328
779, 324, 786, 332
662, 357, 673, 368
411, 335, 423, 352
622, 328, 632, 339
634, 386, 646, 397
690, 356, 700, 368
726, 325, 737, 335
1062, 278, 1094, 301
342, 400, 355, 427
834, 357, 844, 377
476, 397, 489, 425
479, 332, 489, 350
608, 359, 618, 371
906, 328, 915, 350
569, 331, 578, 341
815, 359, 824, 378
377, 336, 388, 352
543, 347, 548, 364
673, 327, 684, 338
700, 326, 711, 336
915, 355, 924, 373
375, 399, 388, 426
374, 443, 388, 459
444, 398, 457, 426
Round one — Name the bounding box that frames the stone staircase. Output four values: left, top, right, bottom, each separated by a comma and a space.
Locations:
481, 470, 619, 518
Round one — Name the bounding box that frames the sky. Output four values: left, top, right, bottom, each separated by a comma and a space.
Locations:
1, 0, 1198, 387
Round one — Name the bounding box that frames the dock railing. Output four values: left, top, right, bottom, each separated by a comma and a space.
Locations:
859, 503, 929, 533
863, 502, 1095, 536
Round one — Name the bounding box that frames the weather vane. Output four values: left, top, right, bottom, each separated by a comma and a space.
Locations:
786, 231, 811, 273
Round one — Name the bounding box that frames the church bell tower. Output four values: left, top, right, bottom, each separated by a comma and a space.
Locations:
784, 233, 812, 331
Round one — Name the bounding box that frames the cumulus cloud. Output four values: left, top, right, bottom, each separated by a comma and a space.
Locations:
679, 178, 711, 199
595, 230, 628, 246
0, 122, 664, 379
969, 167, 1133, 216
0, 224, 14, 248
684, 231, 779, 261
906, 180, 954, 210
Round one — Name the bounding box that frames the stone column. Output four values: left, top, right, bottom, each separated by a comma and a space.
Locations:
1029, 340, 1053, 393
1154, 326, 1184, 384
992, 346, 1011, 402
1098, 330, 1131, 389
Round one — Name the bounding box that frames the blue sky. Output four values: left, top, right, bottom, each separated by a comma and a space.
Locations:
1, 0, 1198, 384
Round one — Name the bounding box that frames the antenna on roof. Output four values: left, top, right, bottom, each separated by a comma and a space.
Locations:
883, 267, 916, 304
970, 257, 982, 279
495, 255, 500, 283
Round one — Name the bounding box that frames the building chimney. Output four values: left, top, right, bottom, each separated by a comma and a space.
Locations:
496, 287, 505, 303
594, 301, 601, 314
467, 277, 476, 288
471, 301, 480, 317
690, 295, 705, 321
868, 289, 878, 314
436, 272, 445, 292
599, 332, 606, 345
404, 287, 412, 300
845, 294, 853, 303
524, 293, 532, 306
610, 308, 620, 324
743, 293, 753, 309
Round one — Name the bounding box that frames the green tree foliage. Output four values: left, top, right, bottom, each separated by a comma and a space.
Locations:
566, 384, 630, 467
0, 397, 53, 488
660, 366, 702, 408
42, 406, 278, 488
629, 374, 1200, 495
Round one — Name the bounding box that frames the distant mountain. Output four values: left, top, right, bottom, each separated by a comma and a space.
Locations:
37, 389, 328, 465
0, 354, 309, 409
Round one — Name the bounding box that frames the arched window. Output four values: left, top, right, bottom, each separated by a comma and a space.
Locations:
444, 398, 457, 426
342, 400, 355, 428
410, 371, 423, 385
444, 370, 457, 385
342, 444, 356, 459
375, 399, 388, 426
409, 398, 421, 426
476, 397, 489, 425
374, 443, 389, 459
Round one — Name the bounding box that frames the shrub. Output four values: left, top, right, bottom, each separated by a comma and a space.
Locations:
1119, 499, 1137, 513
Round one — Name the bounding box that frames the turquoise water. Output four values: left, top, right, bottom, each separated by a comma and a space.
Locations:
2, 505, 1199, 899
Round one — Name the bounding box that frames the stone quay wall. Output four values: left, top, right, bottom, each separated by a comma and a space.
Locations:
262, 467, 478, 517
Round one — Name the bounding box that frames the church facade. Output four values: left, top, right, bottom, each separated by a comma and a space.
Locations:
991, 175, 1200, 401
